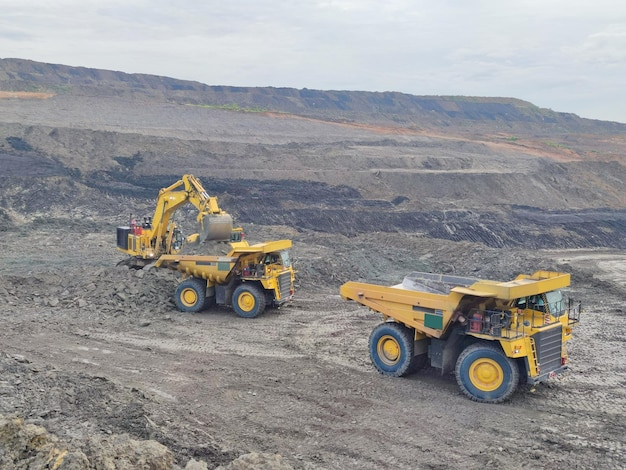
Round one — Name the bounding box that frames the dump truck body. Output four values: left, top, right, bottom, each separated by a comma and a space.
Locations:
340, 271, 581, 403
155, 239, 295, 318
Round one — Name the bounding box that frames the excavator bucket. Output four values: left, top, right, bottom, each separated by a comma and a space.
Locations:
198, 213, 234, 242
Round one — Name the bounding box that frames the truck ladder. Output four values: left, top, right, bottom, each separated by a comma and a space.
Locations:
529, 337, 539, 374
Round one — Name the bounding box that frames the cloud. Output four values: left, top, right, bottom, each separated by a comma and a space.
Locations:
1, 0, 626, 122
565, 24, 626, 65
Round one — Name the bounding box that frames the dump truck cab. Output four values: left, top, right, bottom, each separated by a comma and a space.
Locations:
341, 271, 581, 403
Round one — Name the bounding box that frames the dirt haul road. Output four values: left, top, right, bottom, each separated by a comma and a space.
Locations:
0, 226, 625, 469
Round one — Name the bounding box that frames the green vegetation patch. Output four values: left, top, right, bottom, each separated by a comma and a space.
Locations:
186, 102, 270, 113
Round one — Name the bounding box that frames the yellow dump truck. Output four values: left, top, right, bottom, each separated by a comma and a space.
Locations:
155, 239, 295, 318
340, 271, 581, 403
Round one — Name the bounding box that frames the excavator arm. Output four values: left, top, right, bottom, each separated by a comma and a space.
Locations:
116, 174, 234, 266
150, 174, 231, 242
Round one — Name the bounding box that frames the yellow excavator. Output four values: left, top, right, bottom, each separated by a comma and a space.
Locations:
116, 174, 296, 318
116, 174, 235, 268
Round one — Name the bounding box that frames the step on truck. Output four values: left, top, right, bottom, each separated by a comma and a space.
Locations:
340, 271, 581, 403
155, 238, 295, 318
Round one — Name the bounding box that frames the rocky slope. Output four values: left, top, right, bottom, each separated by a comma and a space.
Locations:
0, 59, 625, 469
1, 59, 626, 250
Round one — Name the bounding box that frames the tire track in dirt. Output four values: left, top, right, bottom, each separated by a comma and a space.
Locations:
78, 329, 307, 359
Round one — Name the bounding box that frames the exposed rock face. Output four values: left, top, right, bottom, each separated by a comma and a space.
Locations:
0, 415, 174, 470
2, 57, 626, 130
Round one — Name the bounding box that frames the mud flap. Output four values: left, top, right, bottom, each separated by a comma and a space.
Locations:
216, 278, 236, 306
429, 333, 465, 375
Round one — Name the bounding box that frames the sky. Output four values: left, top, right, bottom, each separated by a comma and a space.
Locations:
2, 0, 626, 123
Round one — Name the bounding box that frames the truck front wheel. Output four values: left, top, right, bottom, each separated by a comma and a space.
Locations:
174, 278, 207, 313
232, 284, 266, 318
455, 343, 519, 403
369, 322, 415, 377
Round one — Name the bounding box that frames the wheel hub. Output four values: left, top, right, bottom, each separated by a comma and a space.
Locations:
378, 335, 400, 365
469, 358, 504, 391
238, 292, 255, 311
181, 288, 198, 307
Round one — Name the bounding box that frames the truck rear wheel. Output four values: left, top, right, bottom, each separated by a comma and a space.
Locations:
455, 343, 519, 403
369, 322, 414, 377
232, 284, 266, 318
174, 278, 207, 313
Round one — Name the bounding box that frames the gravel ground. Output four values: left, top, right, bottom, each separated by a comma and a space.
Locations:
0, 223, 624, 469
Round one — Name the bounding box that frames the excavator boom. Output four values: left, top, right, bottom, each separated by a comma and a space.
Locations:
151, 174, 233, 243
116, 174, 234, 265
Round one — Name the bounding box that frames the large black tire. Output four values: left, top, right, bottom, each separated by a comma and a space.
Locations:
174, 278, 207, 313
455, 342, 520, 403
232, 284, 266, 318
369, 322, 415, 377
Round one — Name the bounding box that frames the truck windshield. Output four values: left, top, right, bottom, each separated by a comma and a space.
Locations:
515, 290, 564, 316
545, 290, 565, 317
280, 250, 291, 268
